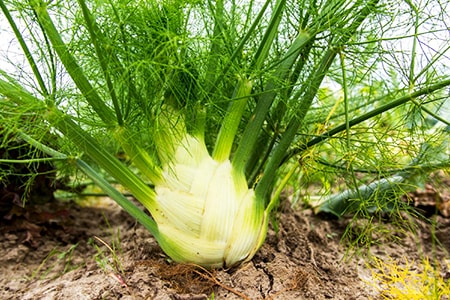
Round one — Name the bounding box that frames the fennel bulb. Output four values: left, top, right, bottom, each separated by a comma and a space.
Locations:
152, 133, 267, 268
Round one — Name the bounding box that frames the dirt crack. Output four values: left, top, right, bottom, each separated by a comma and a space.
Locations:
252, 260, 273, 299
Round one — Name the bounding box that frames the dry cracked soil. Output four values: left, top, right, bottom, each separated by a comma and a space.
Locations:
1, 179, 450, 300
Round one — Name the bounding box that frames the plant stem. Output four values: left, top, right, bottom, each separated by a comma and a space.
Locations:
255, 47, 336, 201
46, 109, 157, 210
0, 77, 157, 212
340, 50, 363, 207
0, 0, 49, 96
297, 78, 450, 153
213, 77, 252, 162
18, 131, 158, 233
207, 0, 271, 92
77, 0, 123, 125
77, 159, 158, 234
232, 32, 311, 174
256, 0, 380, 202
249, 0, 286, 72
204, 0, 225, 92
31, 0, 115, 126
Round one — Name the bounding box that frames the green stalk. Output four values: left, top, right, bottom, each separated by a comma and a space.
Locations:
46, 109, 157, 210
230, 0, 304, 176
79, 2, 163, 183
299, 78, 450, 153
0, 0, 49, 96
208, 0, 272, 91
77, 0, 123, 125
404, 0, 419, 90
204, 0, 225, 91
0, 77, 156, 212
112, 127, 163, 184
76, 159, 158, 234
32, 0, 163, 184
255, 0, 380, 201
30, 0, 115, 126
246, 33, 315, 185
212, 77, 252, 162
232, 32, 311, 174
16, 131, 66, 158
266, 162, 299, 214
249, 0, 286, 71
0, 75, 46, 107
17, 131, 158, 233
255, 48, 336, 201
98, 0, 146, 121
0, 157, 66, 163
247, 132, 277, 186
340, 50, 363, 208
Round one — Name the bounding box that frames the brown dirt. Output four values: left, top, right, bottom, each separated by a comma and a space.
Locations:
1, 181, 449, 300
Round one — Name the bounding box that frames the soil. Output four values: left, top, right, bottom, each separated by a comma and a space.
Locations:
1, 179, 449, 299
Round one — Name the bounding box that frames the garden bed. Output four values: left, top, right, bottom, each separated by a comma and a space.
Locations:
1, 181, 449, 299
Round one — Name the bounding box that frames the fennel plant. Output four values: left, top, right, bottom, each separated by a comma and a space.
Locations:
0, 0, 449, 268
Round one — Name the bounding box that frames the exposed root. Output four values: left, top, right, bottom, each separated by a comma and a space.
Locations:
189, 263, 251, 300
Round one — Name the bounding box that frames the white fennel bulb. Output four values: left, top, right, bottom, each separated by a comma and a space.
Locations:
151, 133, 267, 268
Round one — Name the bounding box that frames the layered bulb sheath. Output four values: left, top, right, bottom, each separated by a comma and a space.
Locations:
151, 133, 266, 268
